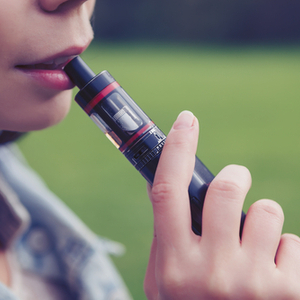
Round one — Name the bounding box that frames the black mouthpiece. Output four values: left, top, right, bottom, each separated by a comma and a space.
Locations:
64, 56, 96, 89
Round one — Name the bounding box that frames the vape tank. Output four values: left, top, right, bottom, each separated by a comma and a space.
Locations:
64, 57, 245, 236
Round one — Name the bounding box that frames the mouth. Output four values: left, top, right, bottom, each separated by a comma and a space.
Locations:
15, 54, 78, 90
15, 56, 75, 71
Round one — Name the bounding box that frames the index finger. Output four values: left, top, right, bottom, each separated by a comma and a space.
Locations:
148, 111, 199, 249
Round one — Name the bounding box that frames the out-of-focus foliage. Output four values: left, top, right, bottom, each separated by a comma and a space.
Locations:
93, 0, 300, 43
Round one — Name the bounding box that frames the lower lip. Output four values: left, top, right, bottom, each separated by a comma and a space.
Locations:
16, 68, 75, 90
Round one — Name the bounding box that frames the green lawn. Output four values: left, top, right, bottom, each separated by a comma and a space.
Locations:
18, 42, 300, 299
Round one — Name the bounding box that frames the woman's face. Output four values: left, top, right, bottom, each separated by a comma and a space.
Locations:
0, 0, 96, 131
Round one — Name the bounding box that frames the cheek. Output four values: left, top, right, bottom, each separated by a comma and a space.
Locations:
0, 89, 73, 132
0, 2, 26, 65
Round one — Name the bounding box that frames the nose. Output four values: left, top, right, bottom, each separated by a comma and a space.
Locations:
39, 0, 87, 12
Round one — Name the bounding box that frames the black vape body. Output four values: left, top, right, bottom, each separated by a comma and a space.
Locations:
64, 57, 245, 236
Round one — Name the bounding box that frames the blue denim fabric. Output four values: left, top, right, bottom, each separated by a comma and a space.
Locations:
0, 283, 19, 300
0, 144, 133, 300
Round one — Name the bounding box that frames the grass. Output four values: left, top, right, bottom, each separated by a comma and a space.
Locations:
18, 42, 300, 299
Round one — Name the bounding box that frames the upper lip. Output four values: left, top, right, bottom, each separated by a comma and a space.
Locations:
15, 46, 87, 70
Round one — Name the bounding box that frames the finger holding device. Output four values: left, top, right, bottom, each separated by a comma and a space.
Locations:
64, 56, 246, 236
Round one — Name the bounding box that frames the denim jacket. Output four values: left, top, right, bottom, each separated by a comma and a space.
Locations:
0, 143, 133, 300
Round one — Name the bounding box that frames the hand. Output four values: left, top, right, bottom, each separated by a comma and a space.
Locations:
144, 111, 300, 300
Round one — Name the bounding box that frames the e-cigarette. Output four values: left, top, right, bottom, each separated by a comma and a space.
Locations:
64, 57, 245, 236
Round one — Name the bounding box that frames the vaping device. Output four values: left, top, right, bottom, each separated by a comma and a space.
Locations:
64, 57, 245, 236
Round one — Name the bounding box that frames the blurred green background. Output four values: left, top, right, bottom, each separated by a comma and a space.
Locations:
17, 42, 300, 299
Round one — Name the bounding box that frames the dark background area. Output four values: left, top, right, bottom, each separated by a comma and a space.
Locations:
92, 0, 300, 43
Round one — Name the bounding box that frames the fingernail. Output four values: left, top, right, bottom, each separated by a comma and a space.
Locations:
172, 111, 195, 130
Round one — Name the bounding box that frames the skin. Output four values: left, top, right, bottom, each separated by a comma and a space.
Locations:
0, 0, 95, 286
1, 0, 300, 298
0, 0, 95, 132
144, 111, 300, 299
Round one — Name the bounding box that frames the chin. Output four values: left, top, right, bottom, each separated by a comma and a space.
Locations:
1, 90, 73, 132
28, 98, 73, 132
31, 104, 72, 131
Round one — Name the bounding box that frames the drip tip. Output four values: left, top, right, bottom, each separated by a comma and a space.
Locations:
64, 56, 96, 89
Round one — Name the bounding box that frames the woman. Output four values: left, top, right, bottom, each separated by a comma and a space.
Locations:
1, 0, 300, 299
0, 0, 132, 299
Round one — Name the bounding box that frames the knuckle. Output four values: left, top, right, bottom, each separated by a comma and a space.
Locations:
250, 199, 284, 225
204, 278, 232, 299
151, 181, 177, 204
201, 260, 268, 300
209, 165, 251, 199
281, 233, 300, 247
203, 276, 266, 300
164, 132, 195, 154
281, 284, 300, 300
209, 176, 246, 201
239, 276, 266, 300
158, 265, 187, 298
